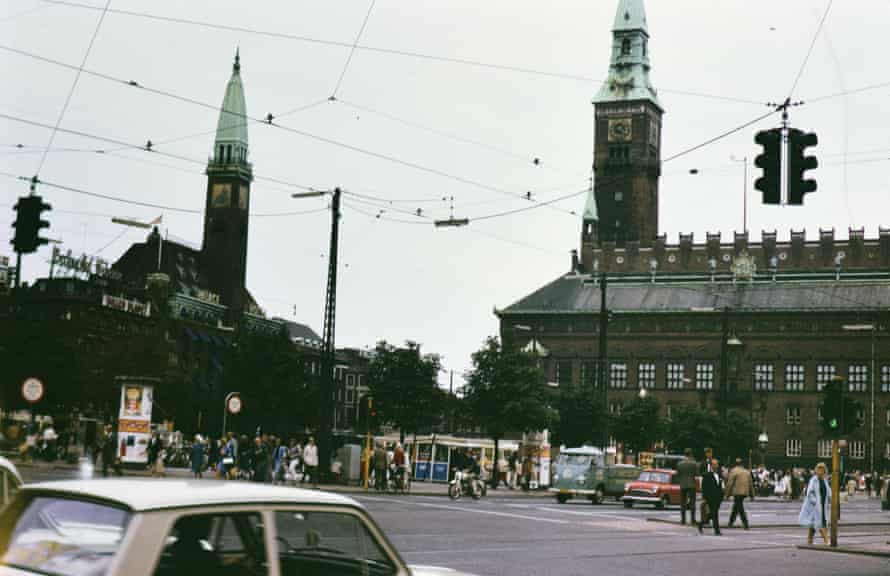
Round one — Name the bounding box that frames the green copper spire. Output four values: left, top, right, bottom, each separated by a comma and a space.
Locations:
583, 184, 598, 221
593, 0, 661, 109
213, 49, 249, 165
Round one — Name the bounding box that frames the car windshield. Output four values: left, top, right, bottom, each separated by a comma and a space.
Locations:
558, 454, 591, 467
0, 495, 131, 576
638, 472, 671, 484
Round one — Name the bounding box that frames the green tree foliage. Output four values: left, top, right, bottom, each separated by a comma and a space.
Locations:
553, 383, 606, 448
366, 341, 443, 442
664, 405, 760, 463
464, 337, 556, 484
610, 396, 663, 455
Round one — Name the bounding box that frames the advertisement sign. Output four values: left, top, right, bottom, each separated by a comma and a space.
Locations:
102, 294, 151, 317
117, 383, 153, 464
21, 378, 45, 404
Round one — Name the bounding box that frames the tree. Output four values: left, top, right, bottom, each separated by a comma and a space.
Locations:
463, 337, 555, 487
553, 383, 606, 448
610, 396, 662, 455
664, 406, 759, 465
366, 341, 443, 442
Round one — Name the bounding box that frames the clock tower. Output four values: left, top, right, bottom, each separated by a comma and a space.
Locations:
584, 0, 662, 251
202, 49, 253, 318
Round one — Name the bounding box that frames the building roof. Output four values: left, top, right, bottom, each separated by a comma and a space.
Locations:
281, 319, 323, 346
500, 273, 890, 315
215, 49, 249, 150
24, 480, 357, 512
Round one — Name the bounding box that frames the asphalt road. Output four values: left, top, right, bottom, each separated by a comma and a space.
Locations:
17, 466, 890, 576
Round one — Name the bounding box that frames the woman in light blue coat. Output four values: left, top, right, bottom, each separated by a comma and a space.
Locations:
799, 462, 831, 544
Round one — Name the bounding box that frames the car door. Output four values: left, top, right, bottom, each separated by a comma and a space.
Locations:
0, 467, 21, 510
669, 473, 682, 504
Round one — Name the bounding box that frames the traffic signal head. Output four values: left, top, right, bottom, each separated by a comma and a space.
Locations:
754, 129, 782, 205
821, 379, 843, 436
787, 129, 818, 205
11, 195, 52, 254
841, 396, 863, 435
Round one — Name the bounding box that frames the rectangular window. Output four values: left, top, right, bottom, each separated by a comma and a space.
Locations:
885, 442, 890, 460
610, 363, 628, 389
346, 374, 355, 387
818, 407, 824, 423
609, 402, 622, 415
850, 441, 866, 460
882, 366, 890, 392
638, 362, 656, 389
849, 364, 869, 392
818, 440, 832, 459
785, 439, 802, 458
665, 404, 673, 421
557, 360, 573, 387
667, 363, 685, 390
856, 407, 866, 427
785, 364, 805, 392
582, 361, 601, 389
817, 364, 836, 391
886, 408, 890, 427
696, 363, 714, 390
753, 363, 775, 391
785, 406, 801, 426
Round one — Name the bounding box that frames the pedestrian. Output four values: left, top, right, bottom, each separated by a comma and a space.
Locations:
190, 435, 205, 479
373, 442, 388, 491
699, 458, 723, 535
238, 434, 252, 479
699, 447, 715, 475
152, 436, 166, 477
865, 473, 873, 498
302, 436, 318, 488
101, 424, 123, 477
799, 462, 831, 545
725, 458, 753, 530
676, 448, 698, 526
508, 450, 519, 490
272, 437, 287, 485
252, 436, 268, 483
147, 432, 161, 471
393, 443, 408, 491
846, 474, 857, 498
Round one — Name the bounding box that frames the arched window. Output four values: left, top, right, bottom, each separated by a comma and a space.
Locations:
621, 38, 631, 56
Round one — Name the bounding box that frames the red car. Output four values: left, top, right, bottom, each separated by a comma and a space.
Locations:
622, 468, 681, 509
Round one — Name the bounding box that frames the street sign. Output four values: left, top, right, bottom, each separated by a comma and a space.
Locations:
21, 377, 44, 404
226, 393, 242, 415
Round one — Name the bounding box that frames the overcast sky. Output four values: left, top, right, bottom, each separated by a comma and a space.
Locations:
3, 0, 889, 387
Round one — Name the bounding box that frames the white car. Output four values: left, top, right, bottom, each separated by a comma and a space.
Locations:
0, 457, 22, 510
0, 479, 474, 576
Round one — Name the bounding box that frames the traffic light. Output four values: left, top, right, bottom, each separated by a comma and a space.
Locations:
11, 195, 52, 254
821, 379, 843, 436
754, 129, 782, 205
841, 396, 863, 436
787, 129, 818, 205
358, 396, 378, 432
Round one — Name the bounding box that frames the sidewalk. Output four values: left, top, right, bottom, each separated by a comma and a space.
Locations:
798, 543, 890, 558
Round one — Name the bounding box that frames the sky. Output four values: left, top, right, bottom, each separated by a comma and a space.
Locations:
2, 0, 890, 388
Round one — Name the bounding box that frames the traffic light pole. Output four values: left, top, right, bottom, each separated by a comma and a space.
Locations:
14, 253, 21, 289
831, 439, 840, 547
598, 273, 609, 451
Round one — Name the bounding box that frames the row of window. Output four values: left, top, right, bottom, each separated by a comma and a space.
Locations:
557, 360, 886, 392
788, 439, 868, 460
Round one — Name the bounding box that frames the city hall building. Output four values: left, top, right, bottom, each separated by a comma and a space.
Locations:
498, 0, 890, 472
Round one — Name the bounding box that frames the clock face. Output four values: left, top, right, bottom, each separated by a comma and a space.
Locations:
608, 118, 632, 142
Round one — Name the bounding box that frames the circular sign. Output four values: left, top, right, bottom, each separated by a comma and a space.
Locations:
226, 394, 242, 415
21, 378, 44, 404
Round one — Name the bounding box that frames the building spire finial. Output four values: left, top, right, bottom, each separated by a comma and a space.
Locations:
234, 46, 241, 73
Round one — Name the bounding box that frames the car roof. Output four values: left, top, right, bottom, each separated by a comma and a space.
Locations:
23, 480, 360, 512
0, 456, 22, 484
642, 468, 675, 474
561, 447, 603, 455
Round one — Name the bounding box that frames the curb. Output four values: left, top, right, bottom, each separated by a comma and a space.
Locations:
797, 544, 890, 558
647, 518, 890, 530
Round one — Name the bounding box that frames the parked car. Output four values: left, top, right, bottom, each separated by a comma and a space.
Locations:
0, 457, 21, 510
0, 479, 477, 576
622, 468, 681, 509
550, 446, 640, 504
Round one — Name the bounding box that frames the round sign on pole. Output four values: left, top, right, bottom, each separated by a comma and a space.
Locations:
226, 394, 242, 415
21, 378, 45, 404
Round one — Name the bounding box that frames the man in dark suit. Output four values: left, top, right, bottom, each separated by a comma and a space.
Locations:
699, 458, 723, 535
676, 448, 698, 525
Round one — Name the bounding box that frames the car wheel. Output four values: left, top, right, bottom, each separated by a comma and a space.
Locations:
591, 486, 604, 505
656, 495, 669, 510
557, 494, 569, 504
624, 500, 633, 508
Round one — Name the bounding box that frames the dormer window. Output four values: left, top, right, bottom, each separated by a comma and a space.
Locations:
621, 38, 631, 56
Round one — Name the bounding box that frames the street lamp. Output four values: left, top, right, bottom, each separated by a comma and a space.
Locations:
843, 322, 877, 476
758, 431, 769, 469
730, 155, 748, 233
638, 388, 648, 399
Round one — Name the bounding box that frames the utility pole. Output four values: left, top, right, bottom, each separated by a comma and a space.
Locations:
598, 272, 609, 450
719, 307, 729, 418
831, 439, 840, 547
319, 187, 342, 483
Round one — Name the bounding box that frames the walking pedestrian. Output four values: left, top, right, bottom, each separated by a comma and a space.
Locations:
508, 450, 519, 490
190, 435, 205, 479
799, 462, 831, 545
676, 448, 698, 526
272, 437, 287, 485
699, 458, 723, 535
302, 436, 318, 488
373, 442, 388, 491
725, 458, 753, 530
252, 436, 269, 483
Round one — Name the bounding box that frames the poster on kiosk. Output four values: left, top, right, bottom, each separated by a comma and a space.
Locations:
117, 381, 154, 465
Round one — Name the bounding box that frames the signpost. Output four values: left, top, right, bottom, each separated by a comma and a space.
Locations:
222, 392, 241, 438
21, 377, 44, 404
116, 379, 155, 465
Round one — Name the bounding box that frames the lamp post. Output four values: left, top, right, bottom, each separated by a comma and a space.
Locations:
730, 155, 748, 233
843, 322, 877, 476
758, 431, 769, 469
293, 188, 341, 481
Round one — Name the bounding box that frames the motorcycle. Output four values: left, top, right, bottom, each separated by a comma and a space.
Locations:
449, 469, 484, 500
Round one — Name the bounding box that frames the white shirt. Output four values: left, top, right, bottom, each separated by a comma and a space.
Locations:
303, 444, 318, 467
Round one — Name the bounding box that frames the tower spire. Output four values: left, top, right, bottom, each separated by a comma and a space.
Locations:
212, 49, 249, 166
593, 0, 660, 109
234, 46, 240, 73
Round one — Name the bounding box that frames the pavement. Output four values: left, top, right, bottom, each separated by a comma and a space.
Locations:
13, 463, 890, 575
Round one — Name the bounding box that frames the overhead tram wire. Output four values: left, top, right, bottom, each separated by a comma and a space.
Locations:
35, 0, 112, 175
788, 0, 834, 99
39, 0, 767, 107
0, 45, 576, 216
330, 0, 377, 99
